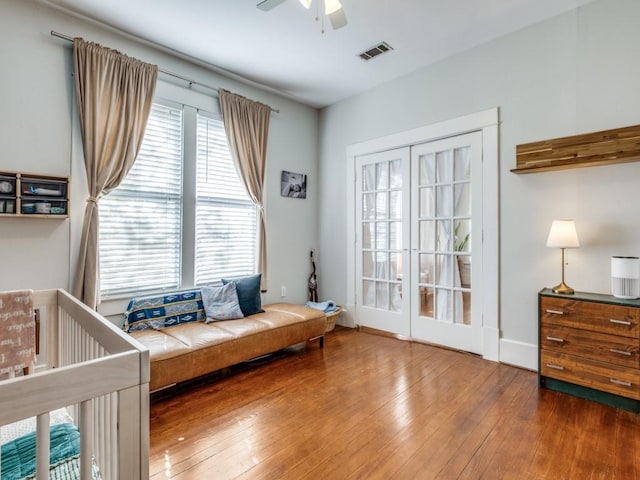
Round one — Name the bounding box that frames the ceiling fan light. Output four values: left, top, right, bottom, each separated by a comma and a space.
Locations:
324, 0, 342, 15
299, 0, 312, 8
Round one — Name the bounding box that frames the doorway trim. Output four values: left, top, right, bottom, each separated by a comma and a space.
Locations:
345, 108, 499, 362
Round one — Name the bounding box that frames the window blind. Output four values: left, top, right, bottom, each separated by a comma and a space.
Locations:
99, 103, 183, 296
195, 114, 256, 285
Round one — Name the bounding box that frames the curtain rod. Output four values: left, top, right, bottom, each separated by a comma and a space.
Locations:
50, 30, 279, 114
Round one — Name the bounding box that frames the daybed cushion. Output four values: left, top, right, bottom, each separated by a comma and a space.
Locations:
130, 302, 327, 391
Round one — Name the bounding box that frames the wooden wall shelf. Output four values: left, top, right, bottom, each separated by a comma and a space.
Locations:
512, 124, 640, 174
0, 171, 69, 218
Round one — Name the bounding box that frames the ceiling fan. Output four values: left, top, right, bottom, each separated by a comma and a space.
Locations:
257, 0, 348, 31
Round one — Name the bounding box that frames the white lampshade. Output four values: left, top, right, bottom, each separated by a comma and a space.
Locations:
546, 219, 580, 248
299, 0, 312, 8
325, 0, 342, 15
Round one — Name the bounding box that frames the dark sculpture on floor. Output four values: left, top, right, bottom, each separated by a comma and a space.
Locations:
308, 250, 318, 302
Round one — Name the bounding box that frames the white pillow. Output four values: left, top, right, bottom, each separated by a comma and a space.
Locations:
201, 283, 244, 322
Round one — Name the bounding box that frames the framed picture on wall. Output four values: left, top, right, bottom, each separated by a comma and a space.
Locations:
281, 170, 307, 199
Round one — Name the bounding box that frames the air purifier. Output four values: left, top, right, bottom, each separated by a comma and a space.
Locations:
611, 256, 640, 299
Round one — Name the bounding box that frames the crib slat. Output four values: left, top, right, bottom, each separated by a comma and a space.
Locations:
35, 412, 50, 480
80, 399, 93, 480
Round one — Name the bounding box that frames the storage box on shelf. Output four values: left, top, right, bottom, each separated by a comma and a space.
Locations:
0, 173, 17, 214
539, 288, 640, 413
0, 172, 68, 218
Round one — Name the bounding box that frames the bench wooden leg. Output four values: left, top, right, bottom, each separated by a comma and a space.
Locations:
319, 335, 325, 348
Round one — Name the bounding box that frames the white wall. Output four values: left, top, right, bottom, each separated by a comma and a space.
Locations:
0, 0, 319, 313
318, 0, 640, 369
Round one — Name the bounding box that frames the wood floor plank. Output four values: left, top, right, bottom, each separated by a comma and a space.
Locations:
149, 327, 640, 480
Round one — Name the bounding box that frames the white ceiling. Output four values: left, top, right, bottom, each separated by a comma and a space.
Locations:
42, 0, 596, 108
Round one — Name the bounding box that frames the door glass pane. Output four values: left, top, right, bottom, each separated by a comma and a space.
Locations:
390, 159, 402, 188
389, 190, 401, 219
363, 252, 374, 278
363, 193, 376, 220
419, 253, 435, 285
376, 192, 388, 219
456, 254, 471, 288
420, 286, 434, 317
363, 280, 375, 307
435, 254, 452, 287
419, 187, 434, 218
454, 183, 471, 216
376, 162, 389, 190
375, 252, 388, 280
375, 222, 388, 249
419, 220, 435, 251
362, 222, 374, 249
376, 282, 389, 309
461, 290, 471, 325
389, 221, 401, 250
436, 288, 452, 322
454, 220, 471, 253
390, 283, 402, 312
436, 151, 452, 183
363, 164, 376, 191
390, 252, 400, 280
435, 185, 451, 216
454, 147, 471, 181
436, 220, 453, 252
420, 154, 435, 185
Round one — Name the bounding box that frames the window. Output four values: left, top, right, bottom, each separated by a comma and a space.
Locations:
195, 114, 256, 284
99, 102, 256, 298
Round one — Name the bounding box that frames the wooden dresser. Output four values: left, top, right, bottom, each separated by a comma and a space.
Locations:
539, 288, 640, 412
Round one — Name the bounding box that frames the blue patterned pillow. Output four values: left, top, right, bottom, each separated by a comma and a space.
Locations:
123, 289, 205, 332
221, 273, 264, 316
202, 283, 244, 322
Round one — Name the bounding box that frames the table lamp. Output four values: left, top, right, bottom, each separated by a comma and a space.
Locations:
546, 219, 580, 294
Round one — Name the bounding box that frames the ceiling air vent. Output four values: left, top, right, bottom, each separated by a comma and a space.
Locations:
358, 42, 393, 61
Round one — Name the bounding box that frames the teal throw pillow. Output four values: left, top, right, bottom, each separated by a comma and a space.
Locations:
202, 283, 244, 322
221, 273, 264, 316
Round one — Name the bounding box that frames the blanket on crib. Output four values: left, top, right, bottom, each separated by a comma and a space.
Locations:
0, 289, 36, 375
0, 422, 100, 480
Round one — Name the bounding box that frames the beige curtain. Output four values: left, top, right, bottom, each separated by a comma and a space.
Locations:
218, 89, 271, 291
72, 38, 157, 309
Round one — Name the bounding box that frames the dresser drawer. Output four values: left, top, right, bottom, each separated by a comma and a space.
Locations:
541, 350, 640, 400
541, 324, 640, 368
541, 296, 640, 338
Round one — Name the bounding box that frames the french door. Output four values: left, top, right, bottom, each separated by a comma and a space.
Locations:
410, 132, 483, 354
354, 132, 483, 354
355, 148, 411, 336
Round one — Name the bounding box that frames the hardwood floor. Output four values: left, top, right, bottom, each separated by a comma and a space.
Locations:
149, 327, 640, 479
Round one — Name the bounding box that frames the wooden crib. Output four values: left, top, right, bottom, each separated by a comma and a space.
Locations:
0, 289, 149, 480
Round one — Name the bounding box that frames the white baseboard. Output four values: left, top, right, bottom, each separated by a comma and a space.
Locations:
499, 338, 538, 371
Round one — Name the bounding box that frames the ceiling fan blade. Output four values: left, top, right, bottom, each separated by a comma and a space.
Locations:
257, 0, 287, 11
328, 7, 347, 29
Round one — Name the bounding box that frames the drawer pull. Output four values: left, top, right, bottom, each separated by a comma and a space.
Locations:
609, 378, 632, 387
545, 336, 565, 343
545, 309, 564, 315
545, 363, 564, 371
609, 348, 633, 356
609, 318, 632, 326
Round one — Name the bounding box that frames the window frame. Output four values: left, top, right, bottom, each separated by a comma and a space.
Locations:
97, 93, 258, 316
